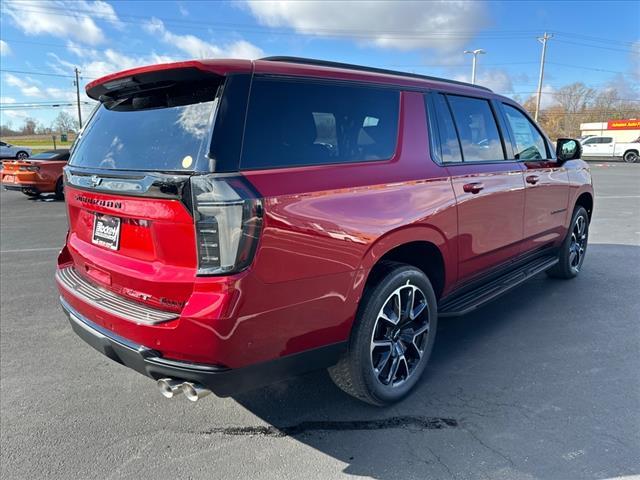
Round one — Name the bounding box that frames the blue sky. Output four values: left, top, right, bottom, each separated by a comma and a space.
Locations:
1, 0, 638, 128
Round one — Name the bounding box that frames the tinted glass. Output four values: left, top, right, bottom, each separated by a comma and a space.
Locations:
70, 84, 219, 171
447, 95, 504, 161
31, 151, 68, 160
601, 137, 613, 144
582, 138, 596, 145
241, 78, 399, 169
427, 94, 462, 163
503, 104, 548, 160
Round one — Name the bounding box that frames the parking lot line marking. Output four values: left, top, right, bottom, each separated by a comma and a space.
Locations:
597, 195, 640, 199
0, 247, 60, 254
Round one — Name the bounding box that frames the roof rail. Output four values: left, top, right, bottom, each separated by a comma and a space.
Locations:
259, 56, 492, 92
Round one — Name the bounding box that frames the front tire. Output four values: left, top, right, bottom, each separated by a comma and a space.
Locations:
16, 151, 29, 160
547, 206, 589, 279
329, 262, 438, 406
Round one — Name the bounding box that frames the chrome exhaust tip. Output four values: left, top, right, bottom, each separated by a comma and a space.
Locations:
181, 382, 212, 402
157, 378, 184, 398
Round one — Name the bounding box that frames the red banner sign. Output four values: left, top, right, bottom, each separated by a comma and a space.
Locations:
607, 119, 640, 130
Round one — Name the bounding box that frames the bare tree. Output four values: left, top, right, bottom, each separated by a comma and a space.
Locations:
21, 118, 37, 135
52, 111, 79, 133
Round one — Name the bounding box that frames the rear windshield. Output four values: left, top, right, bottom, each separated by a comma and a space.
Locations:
70, 82, 219, 172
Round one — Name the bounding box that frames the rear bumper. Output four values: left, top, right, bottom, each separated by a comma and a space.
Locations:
2, 184, 24, 191
60, 296, 346, 397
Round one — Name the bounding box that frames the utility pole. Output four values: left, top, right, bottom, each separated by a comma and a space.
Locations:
74, 67, 83, 129
535, 32, 553, 122
463, 49, 485, 85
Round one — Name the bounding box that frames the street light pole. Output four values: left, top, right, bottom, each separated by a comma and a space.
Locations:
74, 67, 83, 129
534, 32, 553, 122
464, 49, 485, 85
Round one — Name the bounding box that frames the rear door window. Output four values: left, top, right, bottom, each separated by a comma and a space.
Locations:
502, 104, 549, 160
241, 78, 400, 169
447, 95, 505, 162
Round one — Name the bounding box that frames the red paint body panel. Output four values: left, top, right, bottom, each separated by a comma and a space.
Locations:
58, 58, 594, 375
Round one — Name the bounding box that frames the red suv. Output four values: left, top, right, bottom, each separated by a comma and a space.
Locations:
56, 57, 593, 405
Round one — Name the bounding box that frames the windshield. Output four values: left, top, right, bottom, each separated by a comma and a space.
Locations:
70, 84, 219, 172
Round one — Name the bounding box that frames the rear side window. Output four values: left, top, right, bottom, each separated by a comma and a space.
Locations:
502, 104, 548, 160
447, 95, 505, 161
241, 78, 399, 169
600, 137, 613, 144
426, 93, 463, 163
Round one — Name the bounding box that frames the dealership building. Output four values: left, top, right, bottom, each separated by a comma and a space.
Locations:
580, 119, 640, 141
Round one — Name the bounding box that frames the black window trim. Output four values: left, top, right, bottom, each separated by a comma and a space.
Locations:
499, 101, 556, 161
427, 90, 512, 166
238, 74, 403, 172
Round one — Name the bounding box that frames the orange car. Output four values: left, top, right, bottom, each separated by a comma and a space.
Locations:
1, 149, 70, 199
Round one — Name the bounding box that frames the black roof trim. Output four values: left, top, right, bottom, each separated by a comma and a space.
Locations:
259, 56, 492, 92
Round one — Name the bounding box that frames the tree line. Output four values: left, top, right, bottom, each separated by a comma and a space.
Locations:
1, 111, 79, 137
518, 83, 640, 139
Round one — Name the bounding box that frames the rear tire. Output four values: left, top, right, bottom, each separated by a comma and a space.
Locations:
54, 177, 64, 200
623, 150, 639, 163
329, 261, 438, 406
16, 151, 29, 160
546, 206, 589, 279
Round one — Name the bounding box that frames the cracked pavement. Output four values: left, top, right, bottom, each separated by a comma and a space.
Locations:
1, 162, 639, 479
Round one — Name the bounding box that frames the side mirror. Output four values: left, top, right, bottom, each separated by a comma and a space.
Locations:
556, 138, 581, 162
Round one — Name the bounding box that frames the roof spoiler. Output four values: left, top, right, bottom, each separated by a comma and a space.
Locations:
85, 60, 252, 101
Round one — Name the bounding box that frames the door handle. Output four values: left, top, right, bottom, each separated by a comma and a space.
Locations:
526, 175, 540, 185
463, 182, 484, 194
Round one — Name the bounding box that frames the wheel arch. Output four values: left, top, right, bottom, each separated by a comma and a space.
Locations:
356, 226, 453, 302
575, 191, 594, 221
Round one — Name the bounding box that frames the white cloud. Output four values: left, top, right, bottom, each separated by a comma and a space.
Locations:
454, 69, 514, 94
3, 0, 122, 45
245, 0, 488, 54
4, 74, 45, 98
0, 97, 17, 104
144, 18, 264, 59
0, 40, 11, 56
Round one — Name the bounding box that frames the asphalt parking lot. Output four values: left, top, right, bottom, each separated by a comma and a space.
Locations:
1, 162, 639, 480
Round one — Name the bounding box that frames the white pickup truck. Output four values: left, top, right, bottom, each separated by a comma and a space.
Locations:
580, 136, 639, 163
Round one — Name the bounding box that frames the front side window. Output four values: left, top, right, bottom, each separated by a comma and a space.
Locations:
447, 95, 505, 162
503, 104, 548, 160
582, 138, 596, 145
241, 78, 399, 169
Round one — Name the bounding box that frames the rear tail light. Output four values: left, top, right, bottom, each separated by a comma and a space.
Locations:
190, 175, 263, 275
19, 165, 39, 172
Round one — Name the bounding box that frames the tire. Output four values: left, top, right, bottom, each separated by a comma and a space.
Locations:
623, 150, 639, 163
329, 261, 438, 406
54, 177, 64, 200
16, 151, 29, 160
546, 206, 589, 279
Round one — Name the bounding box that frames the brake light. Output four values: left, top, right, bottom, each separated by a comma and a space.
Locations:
191, 175, 263, 275
19, 165, 39, 172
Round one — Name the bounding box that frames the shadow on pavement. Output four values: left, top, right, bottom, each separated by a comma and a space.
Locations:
229, 243, 640, 479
